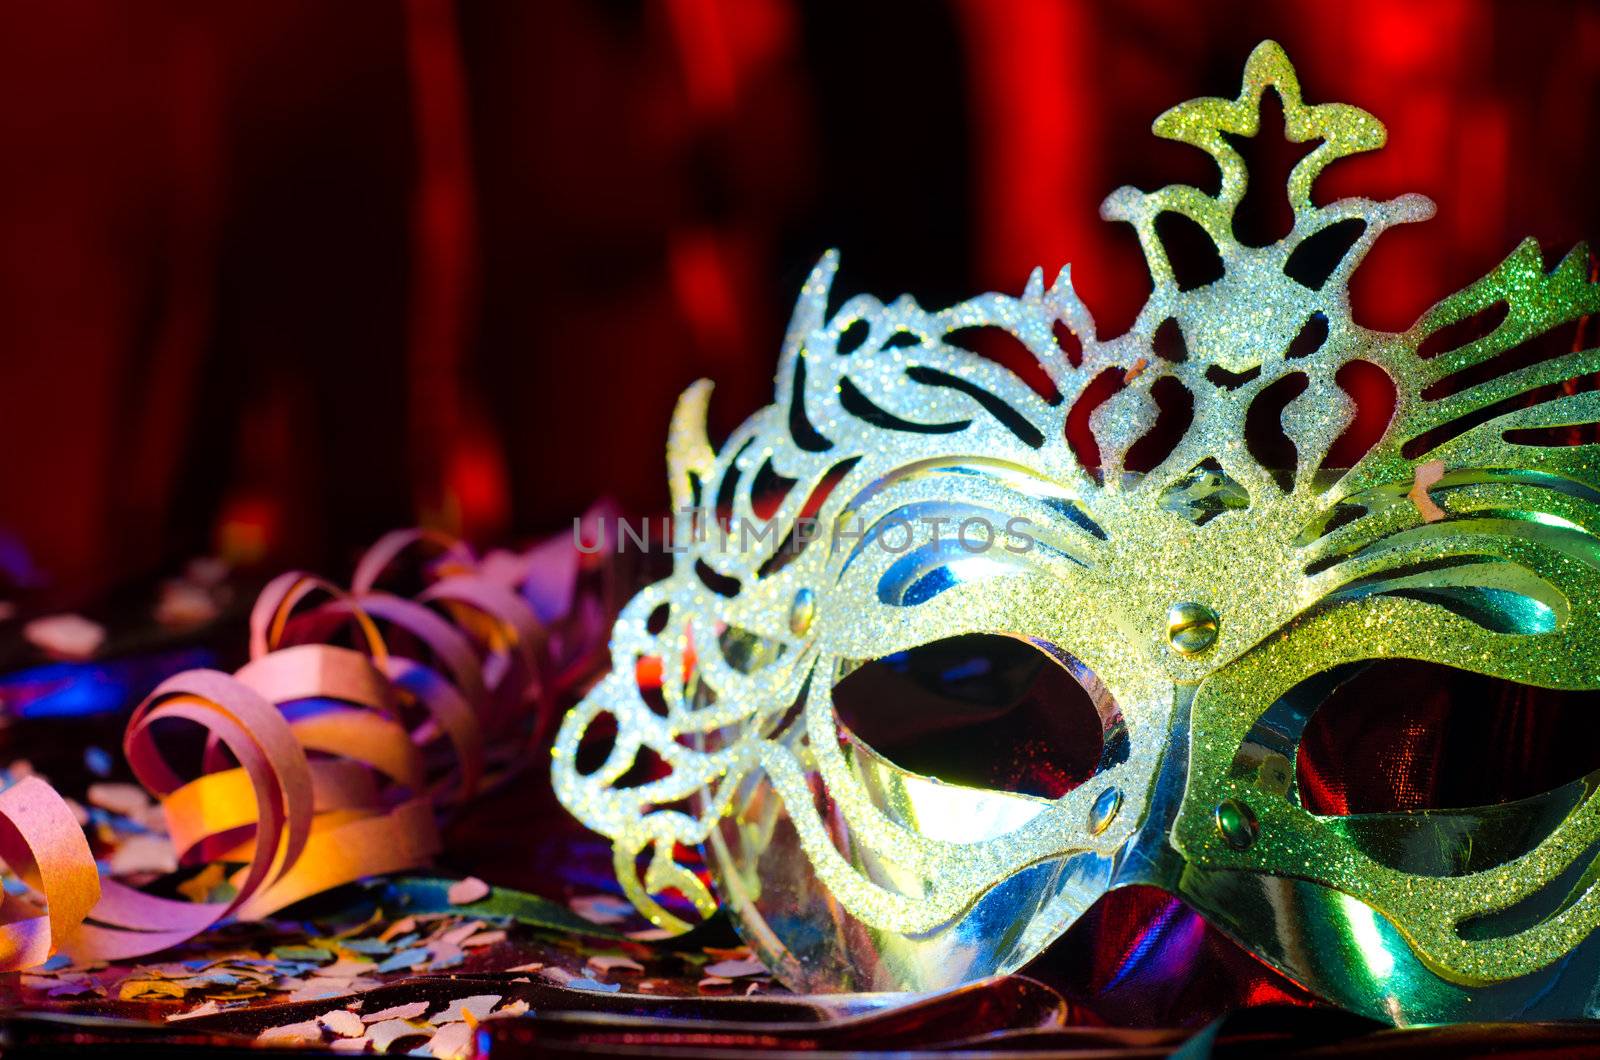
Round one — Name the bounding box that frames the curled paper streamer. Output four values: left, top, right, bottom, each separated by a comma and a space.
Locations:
0, 503, 619, 970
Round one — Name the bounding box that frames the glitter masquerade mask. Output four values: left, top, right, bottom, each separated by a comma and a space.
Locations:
553, 41, 1600, 1023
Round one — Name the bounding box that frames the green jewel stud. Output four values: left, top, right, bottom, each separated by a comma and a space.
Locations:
1214, 797, 1259, 850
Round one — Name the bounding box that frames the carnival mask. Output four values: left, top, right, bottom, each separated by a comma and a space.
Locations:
553, 41, 1600, 1023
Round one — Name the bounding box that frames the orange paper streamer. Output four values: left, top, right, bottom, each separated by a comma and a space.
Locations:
0, 505, 618, 970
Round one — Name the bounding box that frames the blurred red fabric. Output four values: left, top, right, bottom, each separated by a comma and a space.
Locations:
2, 0, 1599, 601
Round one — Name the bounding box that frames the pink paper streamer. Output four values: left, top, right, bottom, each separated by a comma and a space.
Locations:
0, 503, 618, 969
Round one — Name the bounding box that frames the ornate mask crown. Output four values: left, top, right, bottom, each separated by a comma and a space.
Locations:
554, 41, 1600, 1022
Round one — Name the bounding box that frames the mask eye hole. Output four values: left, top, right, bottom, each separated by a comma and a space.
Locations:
1287, 660, 1600, 815
831, 634, 1118, 800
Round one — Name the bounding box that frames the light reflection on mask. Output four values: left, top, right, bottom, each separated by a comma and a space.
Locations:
552, 40, 1600, 1023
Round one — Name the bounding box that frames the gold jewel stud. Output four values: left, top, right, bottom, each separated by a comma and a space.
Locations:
1088, 786, 1122, 835
1166, 601, 1219, 656
789, 588, 817, 636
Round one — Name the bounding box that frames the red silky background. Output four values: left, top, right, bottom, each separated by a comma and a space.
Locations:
5, 0, 1599, 603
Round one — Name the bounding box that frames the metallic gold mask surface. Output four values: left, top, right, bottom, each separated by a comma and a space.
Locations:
553, 41, 1600, 1021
